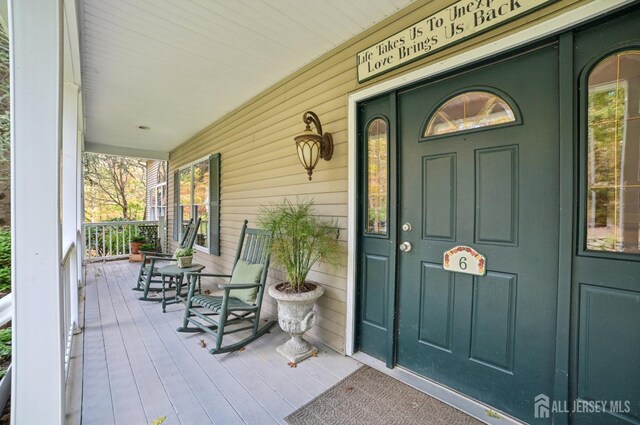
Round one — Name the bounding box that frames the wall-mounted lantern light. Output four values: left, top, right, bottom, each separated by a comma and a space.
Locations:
294, 111, 333, 180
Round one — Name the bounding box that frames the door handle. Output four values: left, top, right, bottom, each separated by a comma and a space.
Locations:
399, 242, 412, 252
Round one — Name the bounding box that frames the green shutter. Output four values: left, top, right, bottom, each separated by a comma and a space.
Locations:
173, 170, 180, 241
208, 153, 221, 255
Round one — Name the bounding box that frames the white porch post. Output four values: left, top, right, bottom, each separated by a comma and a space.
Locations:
77, 123, 84, 292
76, 111, 84, 311
63, 83, 80, 330
10, 0, 65, 424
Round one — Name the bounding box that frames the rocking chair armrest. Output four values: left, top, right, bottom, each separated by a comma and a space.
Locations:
183, 272, 232, 279
141, 250, 170, 257
146, 255, 177, 262
218, 282, 261, 290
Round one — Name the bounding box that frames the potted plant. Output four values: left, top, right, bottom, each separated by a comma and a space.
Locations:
139, 242, 156, 253
259, 199, 341, 363
174, 248, 194, 268
129, 235, 146, 254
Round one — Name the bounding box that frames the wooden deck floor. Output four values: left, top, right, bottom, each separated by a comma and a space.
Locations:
67, 260, 361, 425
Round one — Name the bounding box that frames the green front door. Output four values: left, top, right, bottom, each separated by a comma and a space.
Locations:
395, 44, 560, 423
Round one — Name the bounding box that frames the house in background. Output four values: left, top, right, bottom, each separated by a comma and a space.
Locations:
8, 0, 640, 424
145, 160, 167, 222
145, 159, 167, 251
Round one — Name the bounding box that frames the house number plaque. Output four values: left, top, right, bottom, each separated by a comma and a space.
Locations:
443, 246, 486, 276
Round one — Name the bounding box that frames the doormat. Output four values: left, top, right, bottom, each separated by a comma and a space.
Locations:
285, 366, 484, 425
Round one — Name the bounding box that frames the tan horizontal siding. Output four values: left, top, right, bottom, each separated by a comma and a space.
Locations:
168, 0, 587, 353
147, 161, 159, 188
145, 160, 160, 220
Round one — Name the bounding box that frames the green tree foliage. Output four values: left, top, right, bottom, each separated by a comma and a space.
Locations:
84, 153, 147, 221
0, 328, 10, 378
0, 28, 10, 296
0, 328, 9, 358
0, 28, 8, 170
588, 87, 626, 188
0, 230, 9, 294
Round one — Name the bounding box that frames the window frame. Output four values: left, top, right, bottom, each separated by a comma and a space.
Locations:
578, 45, 640, 261
363, 115, 390, 238
419, 86, 522, 142
155, 183, 166, 219
148, 162, 167, 221
177, 166, 194, 242
148, 186, 156, 220
173, 154, 221, 255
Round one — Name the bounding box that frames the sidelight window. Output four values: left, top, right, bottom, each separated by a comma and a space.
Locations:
366, 118, 388, 235
424, 90, 517, 138
586, 50, 640, 253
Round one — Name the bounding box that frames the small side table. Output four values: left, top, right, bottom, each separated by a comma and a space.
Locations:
158, 263, 205, 313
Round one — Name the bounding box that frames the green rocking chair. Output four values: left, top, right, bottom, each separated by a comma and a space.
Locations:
133, 217, 201, 301
177, 220, 277, 354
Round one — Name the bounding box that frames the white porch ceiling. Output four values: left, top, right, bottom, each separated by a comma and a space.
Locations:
80, 0, 416, 157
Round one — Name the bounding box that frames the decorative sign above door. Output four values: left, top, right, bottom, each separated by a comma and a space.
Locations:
356, 0, 555, 83
443, 246, 486, 276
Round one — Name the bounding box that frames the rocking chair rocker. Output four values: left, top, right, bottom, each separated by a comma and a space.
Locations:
177, 220, 276, 354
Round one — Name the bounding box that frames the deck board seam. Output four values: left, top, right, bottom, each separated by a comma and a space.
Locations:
97, 262, 145, 424
83, 262, 117, 424
74, 261, 363, 425
229, 330, 315, 402
103, 261, 166, 424
118, 261, 253, 424
109, 260, 195, 424
126, 261, 283, 425
114, 260, 234, 425
113, 261, 224, 424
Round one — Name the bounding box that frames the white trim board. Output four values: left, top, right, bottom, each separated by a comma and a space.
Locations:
344, 0, 635, 355
84, 141, 169, 160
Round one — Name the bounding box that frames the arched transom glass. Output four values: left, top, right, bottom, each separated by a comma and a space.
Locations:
586, 50, 640, 253
424, 91, 516, 137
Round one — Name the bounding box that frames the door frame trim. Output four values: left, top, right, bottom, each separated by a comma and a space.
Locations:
346, 0, 634, 358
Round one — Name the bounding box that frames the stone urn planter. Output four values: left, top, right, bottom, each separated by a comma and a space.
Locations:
258, 198, 342, 363
269, 283, 324, 363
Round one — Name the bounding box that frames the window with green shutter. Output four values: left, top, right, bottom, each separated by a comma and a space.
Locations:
173, 154, 221, 255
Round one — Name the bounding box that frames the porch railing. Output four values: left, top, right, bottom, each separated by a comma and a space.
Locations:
83, 220, 159, 261
61, 239, 77, 379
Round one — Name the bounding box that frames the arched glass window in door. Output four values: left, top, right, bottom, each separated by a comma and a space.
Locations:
424, 90, 517, 137
586, 50, 640, 253
366, 118, 388, 235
